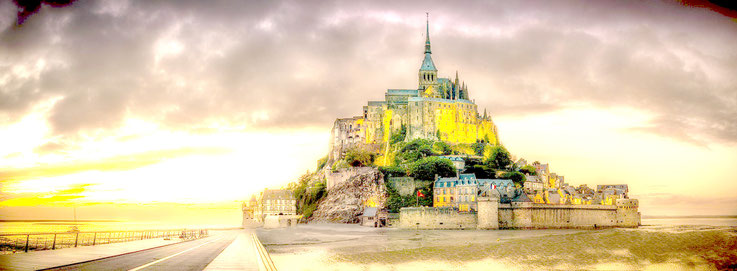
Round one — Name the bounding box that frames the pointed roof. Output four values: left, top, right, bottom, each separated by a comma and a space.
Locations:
424, 13, 431, 54
420, 53, 436, 71
420, 14, 437, 71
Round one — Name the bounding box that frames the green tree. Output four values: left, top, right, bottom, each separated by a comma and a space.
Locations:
289, 173, 327, 220
519, 165, 537, 176
344, 147, 376, 167
471, 141, 486, 156
500, 171, 526, 186
486, 145, 512, 170
316, 156, 328, 171
389, 124, 407, 145
432, 141, 452, 155
466, 164, 496, 179
385, 180, 432, 212
408, 156, 456, 181
378, 166, 407, 178
396, 139, 434, 164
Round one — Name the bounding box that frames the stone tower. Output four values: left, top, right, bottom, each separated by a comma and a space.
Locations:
418, 13, 438, 96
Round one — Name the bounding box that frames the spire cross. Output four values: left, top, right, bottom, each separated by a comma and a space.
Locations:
424, 13, 431, 54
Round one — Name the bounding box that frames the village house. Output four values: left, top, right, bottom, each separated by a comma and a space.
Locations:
259, 189, 297, 217
360, 207, 388, 227
523, 175, 544, 194
434, 174, 516, 210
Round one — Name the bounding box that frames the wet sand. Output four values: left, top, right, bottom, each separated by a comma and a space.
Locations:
257, 223, 737, 270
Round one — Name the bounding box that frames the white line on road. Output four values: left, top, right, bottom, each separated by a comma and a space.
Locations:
127, 237, 224, 271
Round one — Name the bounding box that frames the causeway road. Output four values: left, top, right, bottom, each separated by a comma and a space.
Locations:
35, 230, 258, 271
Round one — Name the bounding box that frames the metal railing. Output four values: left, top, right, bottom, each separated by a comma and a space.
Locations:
0, 229, 209, 254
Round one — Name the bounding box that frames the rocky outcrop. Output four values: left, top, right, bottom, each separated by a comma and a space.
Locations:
311, 167, 387, 223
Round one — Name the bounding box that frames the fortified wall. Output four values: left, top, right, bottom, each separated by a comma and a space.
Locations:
400, 198, 640, 230
399, 207, 477, 229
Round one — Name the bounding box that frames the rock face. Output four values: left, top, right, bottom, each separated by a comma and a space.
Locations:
311, 167, 387, 223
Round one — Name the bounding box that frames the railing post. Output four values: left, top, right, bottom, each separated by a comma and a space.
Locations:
93, 232, 97, 246
74, 232, 79, 247
52, 234, 57, 250
24, 234, 29, 252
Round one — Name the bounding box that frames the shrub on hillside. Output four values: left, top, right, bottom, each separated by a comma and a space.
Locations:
408, 156, 456, 181
344, 147, 376, 167
519, 165, 537, 176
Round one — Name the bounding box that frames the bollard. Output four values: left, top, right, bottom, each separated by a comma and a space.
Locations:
24, 234, 29, 252
93, 232, 97, 246
74, 232, 79, 247
52, 234, 57, 250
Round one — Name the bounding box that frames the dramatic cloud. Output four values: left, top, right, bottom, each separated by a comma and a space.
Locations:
1, 0, 736, 147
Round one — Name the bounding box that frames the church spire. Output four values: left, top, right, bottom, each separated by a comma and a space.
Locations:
424, 13, 431, 54
418, 13, 437, 92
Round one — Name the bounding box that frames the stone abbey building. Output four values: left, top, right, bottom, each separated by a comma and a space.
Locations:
329, 17, 500, 163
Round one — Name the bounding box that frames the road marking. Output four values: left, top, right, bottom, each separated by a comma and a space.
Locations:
127, 237, 224, 271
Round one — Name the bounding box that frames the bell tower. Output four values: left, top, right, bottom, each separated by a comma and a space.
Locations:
418, 13, 438, 94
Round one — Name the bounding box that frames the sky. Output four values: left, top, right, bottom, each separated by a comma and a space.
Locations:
1, 0, 736, 225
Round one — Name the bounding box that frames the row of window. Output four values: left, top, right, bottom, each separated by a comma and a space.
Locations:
435, 195, 476, 203
266, 200, 295, 205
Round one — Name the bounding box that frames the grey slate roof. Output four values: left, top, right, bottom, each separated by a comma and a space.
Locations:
386, 89, 419, 96
525, 175, 542, 183
512, 192, 533, 202
478, 179, 514, 190
547, 193, 561, 203
262, 189, 294, 200
597, 184, 629, 192
420, 53, 437, 71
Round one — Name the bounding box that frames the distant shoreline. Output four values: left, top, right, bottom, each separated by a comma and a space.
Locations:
642, 215, 737, 219
0, 219, 122, 223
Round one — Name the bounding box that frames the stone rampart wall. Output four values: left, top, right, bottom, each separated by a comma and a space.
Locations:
399, 207, 476, 229
498, 203, 618, 229
399, 200, 640, 230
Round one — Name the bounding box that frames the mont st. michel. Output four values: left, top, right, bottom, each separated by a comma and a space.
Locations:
3, 2, 736, 270
243, 16, 641, 230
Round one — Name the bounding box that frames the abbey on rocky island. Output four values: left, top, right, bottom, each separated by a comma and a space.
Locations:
329, 16, 499, 163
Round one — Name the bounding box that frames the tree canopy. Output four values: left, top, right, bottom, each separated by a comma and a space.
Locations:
500, 171, 526, 186
394, 139, 434, 165
486, 145, 512, 170
344, 147, 376, 167
519, 165, 537, 176
408, 156, 456, 181
288, 173, 326, 220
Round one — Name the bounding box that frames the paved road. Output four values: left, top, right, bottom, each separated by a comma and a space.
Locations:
42, 232, 239, 271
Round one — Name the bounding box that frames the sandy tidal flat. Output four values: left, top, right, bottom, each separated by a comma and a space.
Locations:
257, 223, 737, 270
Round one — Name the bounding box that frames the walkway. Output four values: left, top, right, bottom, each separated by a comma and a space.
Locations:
0, 229, 269, 271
